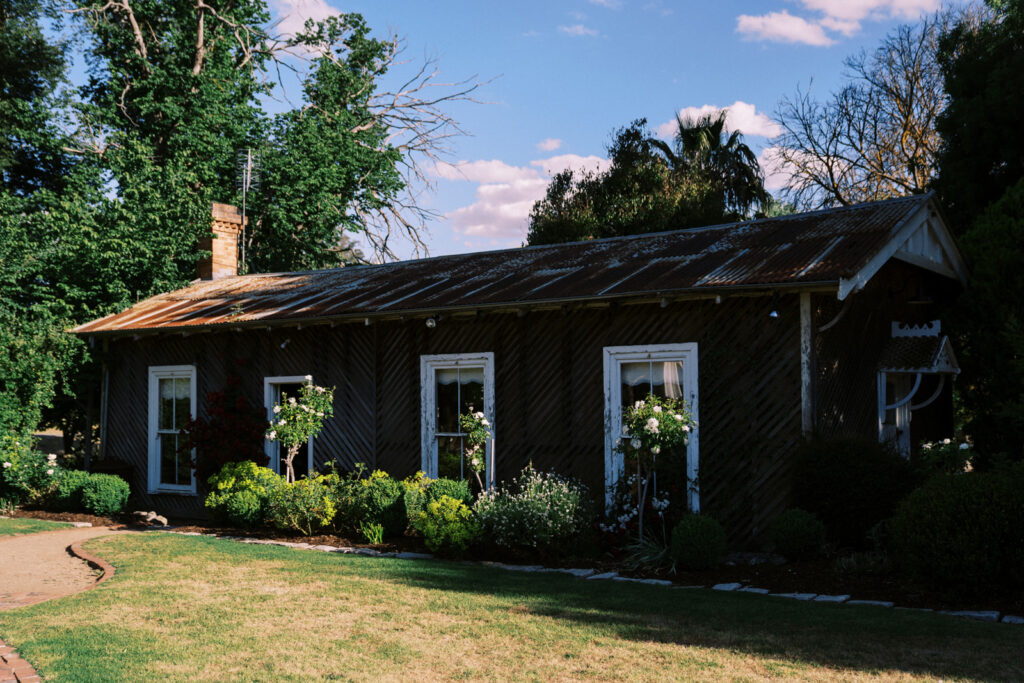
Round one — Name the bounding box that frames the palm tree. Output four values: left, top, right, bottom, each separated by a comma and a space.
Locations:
648, 110, 770, 221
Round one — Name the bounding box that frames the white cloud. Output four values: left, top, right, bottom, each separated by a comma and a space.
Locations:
758, 146, 792, 193
558, 24, 599, 37
536, 138, 563, 152
737, 10, 834, 46
655, 101, 782, 139
269, 0, 340, 40
589, 0, 623, 8
737, 0, 940, 46
437, 154, 610, 240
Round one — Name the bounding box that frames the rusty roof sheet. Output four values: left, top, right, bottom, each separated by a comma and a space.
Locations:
74, 193, 935, 335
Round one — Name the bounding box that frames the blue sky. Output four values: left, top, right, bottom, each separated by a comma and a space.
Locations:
258, 1, 945, 258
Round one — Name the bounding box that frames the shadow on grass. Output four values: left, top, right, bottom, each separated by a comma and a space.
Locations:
376, 557, 1024, 682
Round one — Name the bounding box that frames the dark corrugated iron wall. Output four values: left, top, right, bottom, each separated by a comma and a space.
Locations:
107, 294, 804, 543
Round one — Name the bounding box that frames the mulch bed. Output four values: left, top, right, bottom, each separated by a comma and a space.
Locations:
9, 511, 1022, 615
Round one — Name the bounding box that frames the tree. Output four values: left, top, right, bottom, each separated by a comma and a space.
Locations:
770, 11, 962, 209
935, 0, 1024, 458
526, 116, 767, 246
648, 110, 769, 222
934, 0, 1024, 232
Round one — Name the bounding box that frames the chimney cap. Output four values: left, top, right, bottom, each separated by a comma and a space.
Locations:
211, 202, 247, 226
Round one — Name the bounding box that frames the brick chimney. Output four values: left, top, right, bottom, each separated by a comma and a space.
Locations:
197, 202, 246, 280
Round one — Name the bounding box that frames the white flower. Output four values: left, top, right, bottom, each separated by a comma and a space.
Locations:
46, 469, 54, 475
267, 431, 276, 440
273, 405, 281, 414
681, 425, 691, 433
674, 414, 683, 421
481, 419, 490, 427
634, 401, 641, 409
289, 397, 297, 405
614, 438, 621, 447
47, 454, 56, 461
651, 445, 661, 455
943, 438, 951, 445
922, 442, 932, 450
471, 458, 480, 467
644, 417, 660, 434
278, 419, 286, 425
653, 405, 662, 413
474, 411, 484, 419
623, 426, 630, 435
304, 375, 312, 381
630, 438, 641, 449
316, 412, 324, 417
2, 462, 10, 469
959, 442, 970, 450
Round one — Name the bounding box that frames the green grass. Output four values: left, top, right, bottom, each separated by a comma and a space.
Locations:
0, 517, 71, 536
1, 532, 1022, 682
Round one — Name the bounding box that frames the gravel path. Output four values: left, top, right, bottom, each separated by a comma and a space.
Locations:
0, 526, 128, 610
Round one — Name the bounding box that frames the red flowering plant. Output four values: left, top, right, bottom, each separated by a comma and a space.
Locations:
180, 372, 270, 483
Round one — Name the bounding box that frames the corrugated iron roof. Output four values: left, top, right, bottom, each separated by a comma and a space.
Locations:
74, 193, 936, 336
879, 336, 960, 374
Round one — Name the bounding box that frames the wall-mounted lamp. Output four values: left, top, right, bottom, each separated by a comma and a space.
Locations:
425, 316, 439, 329
280, 338, 291, 349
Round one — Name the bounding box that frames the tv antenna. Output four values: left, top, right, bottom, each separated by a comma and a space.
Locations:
235, 148, 261, 273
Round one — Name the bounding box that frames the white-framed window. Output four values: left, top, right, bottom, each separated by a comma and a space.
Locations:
603, 344, 700, 511
147, 365, 197, 494
263, 376, 315, 478
420, 353, 495, 487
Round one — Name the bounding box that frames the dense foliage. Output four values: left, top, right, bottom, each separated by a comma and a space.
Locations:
267, 382, 334, 482
526, 116, 768, 246
417, 495, 480, 556
0, 434, 59, 508
267, 475, 337, 536
769, 509, 826, 560
793, 437, 917, 548
205, 460, 283, 528
669, 514, 726, 571
79, 473, 130, 516
890, 465, 1024, 595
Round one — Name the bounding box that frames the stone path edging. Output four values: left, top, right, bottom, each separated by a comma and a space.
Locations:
67, 541, 116, 590
152, 528, 1024, 626
0, 637, 41, 683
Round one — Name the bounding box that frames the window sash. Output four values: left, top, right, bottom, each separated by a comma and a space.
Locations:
147, 365, 197, 494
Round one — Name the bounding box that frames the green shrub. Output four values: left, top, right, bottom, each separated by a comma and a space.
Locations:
793, 437, 917, 548
1, 435, 60, 508
890, 465, 1024, 595
401, 471, 431, 528
205, 461, 283, 528
473, 467, 594, 556
770, 509, 825, 560
80, 473, 130, 516
670, 514, 726, 570
267, 476, 337, 536
418, 495, 480, 556
53, 469, 92, 511
427, 478, 473, 506
353, 470, 406, 537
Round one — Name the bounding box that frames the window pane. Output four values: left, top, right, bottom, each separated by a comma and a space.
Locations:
158, 378, 175, 430
460, 367, 484, 416
175, 435, 191, 486
160, 433, 177, 485
438, 436, 463, 480
620, 361, 651, 410
174, 377, 191, 429
436, 369, 460, 433
652, 361, 685, 400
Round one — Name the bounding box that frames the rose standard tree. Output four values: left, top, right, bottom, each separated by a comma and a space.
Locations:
617, 396, 696, 542
266, 380, 334, 483
458, 410, 492, 491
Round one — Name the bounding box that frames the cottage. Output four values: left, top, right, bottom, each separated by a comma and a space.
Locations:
74, 193, 967, 539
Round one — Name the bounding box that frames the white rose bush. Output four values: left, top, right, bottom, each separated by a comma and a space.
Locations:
266, 382, 335, 483
0, 434, 60, 510
615, 394, 696, 541
458, 409, 491, 490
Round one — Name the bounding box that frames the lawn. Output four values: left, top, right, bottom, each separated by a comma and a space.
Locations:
0, 517, 70, 536
0, 533, 1021, 682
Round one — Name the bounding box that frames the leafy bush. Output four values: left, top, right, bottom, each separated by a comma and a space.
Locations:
401, 471, 431, 526
354, 470, 406, 537
1, 435, 60, 508
427, 478, 473, 506
417, 495, 480, 556
80, 473, 130, 516
890, 465, 1024, 595
267, 475, 337, 536
770, 509, 825, 560
670, 514, 726, 570
793, 437, 917, 548
474, 467, 594, 556
205, 461, 283, 528
915, 438, 974, 475
52, 469, 92, 511
359, 521, 384, 545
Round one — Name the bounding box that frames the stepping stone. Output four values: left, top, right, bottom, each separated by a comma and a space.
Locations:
894, 606, 933, 612
70, 522, 92, 528
395, 552, 433, 560
813, 594, 850, 603
612, 577, 673, 586
499, 564, 544, 572
586, 572, 618, 581
673, 585, 705, 589
738, 587, 770, 594
1000, 615, 1024, 624
770, 592, 817, 601
846, 600, 895, 608
712, 582, 742, 591
939, 610, 999, 622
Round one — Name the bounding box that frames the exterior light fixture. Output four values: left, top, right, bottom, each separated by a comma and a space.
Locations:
425, 316, 438, 329
280, 338, 291, 349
